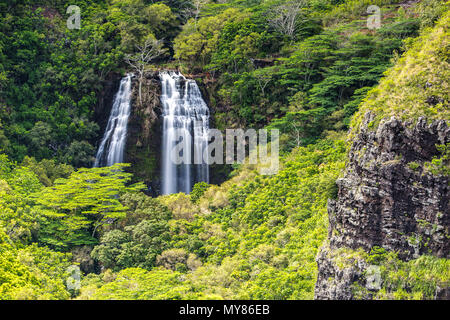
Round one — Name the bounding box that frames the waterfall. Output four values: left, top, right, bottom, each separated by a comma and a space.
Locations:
160, 71, 210, 195
94, 74, 133, 167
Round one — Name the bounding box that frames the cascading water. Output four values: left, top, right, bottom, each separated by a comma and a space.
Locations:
160, 71, 210, 195
94, 74, 133, 167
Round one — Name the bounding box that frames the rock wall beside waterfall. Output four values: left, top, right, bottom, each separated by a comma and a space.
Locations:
94, 73, 122, 145
315, 113, 450, 300
125, 71, 162, 195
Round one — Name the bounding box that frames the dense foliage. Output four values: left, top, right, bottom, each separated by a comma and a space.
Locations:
173, 0, 429, 151
351, 9, 450, 134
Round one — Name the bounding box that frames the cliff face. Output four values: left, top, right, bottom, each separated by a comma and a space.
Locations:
94, 73, 121, 144
315, 112, 449, 300
125, 72, 162, 195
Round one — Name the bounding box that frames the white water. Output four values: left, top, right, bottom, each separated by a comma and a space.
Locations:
94, 74, 133, 167
160, 71, 210, 195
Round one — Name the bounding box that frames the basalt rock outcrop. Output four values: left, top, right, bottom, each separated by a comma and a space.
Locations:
315, 112, 450, 299
125, 72, 162, 195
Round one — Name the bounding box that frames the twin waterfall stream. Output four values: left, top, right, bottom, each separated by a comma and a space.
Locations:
94, 74, 133, 168
160, 71, 210, 195
94, 71, 210, 195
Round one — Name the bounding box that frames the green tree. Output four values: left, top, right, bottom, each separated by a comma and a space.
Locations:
91, 193, 172, 271
190, 182, 210, 204
0, 227, 71, 300
174, 8, 249, 67
85, 267, 195, 300
34, 164, 145, 249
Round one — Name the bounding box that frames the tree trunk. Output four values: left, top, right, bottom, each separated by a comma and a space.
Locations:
139, 76, 143, 107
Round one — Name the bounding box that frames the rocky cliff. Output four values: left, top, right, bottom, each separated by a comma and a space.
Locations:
315, 113, 449, 299
125, 72, 162, 195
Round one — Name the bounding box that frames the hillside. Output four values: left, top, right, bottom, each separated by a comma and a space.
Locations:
316, 11, 450, 299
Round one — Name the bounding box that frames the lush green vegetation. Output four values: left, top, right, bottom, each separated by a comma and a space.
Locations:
0, 0, 178, 165
351, 9, 450, 134
0, 0, 448, 300
173, 0, 431, 151
322, 244, 450, 300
